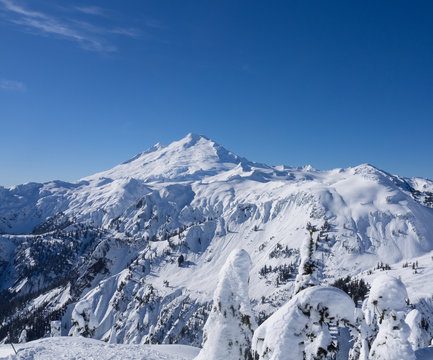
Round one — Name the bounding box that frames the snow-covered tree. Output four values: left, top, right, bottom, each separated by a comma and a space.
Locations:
365, 275, 415, 360
406, 309, 431, 350
293, 233, 319, 294
406, 298, 433, 350
69, 300, 97, 337
348, 307, 374, 360
18, 329, 27, 343
50, 320, 62, 337
252, 286, 356, 360
195, 249, 256, 360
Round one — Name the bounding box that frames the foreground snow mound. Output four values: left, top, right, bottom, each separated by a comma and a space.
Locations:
195, 249, 256, 360
365, 275, 415, 360
252, 286, 355, 360
0, 336, 199, 360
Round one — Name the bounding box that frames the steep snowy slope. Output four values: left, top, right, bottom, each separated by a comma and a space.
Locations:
1, 133, 433, 349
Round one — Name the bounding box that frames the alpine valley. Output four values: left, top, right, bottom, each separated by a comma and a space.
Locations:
1, 133, 433, 359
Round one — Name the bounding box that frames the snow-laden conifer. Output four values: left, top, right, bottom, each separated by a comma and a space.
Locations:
252, 286, 355, 360
195, 249, 256, 360
293, 229, 319, 294
366, 275, 415, 360
348, 307, 372, 360
50, 321, 62, 337
18, 329, 27, 343
406, 309, 431, 350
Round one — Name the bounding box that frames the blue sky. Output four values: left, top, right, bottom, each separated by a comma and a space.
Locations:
1, 0, 432, 186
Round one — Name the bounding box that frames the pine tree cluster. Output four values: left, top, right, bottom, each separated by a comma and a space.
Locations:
331, 275, 369, 304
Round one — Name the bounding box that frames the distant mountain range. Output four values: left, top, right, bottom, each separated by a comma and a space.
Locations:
1, 133, 433, 351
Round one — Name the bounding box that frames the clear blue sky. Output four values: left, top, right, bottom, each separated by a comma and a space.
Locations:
1, 0, 432, 187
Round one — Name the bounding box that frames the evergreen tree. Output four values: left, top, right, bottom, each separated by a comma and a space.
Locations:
252, 286, 356, 360
195, 249, 256, 360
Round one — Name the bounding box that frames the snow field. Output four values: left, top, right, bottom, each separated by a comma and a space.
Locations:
0, 337, 199, 360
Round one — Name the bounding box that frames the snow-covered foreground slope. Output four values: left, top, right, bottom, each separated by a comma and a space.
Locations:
1, 133, 433, 354
0, 336, 431, 360
0, 336, 199, 360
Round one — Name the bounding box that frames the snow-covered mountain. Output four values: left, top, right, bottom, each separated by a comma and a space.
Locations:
1, 133, 433, 353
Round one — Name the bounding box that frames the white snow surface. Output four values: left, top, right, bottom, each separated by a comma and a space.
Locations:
0, 337, 199, 360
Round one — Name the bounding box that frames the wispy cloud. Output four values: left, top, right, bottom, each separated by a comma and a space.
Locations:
70, 19, 141, 39
0, 79, 26, 91
111, 27, 141, 38
0, 0, 44, 19
0, 0, 140, 52
74, 6, 107, 17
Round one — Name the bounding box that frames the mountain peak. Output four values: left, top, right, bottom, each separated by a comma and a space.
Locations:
122, 134, 210, 166
184, 132, 210, 143
86, 134, 249, 183
169, 133, 214, 150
